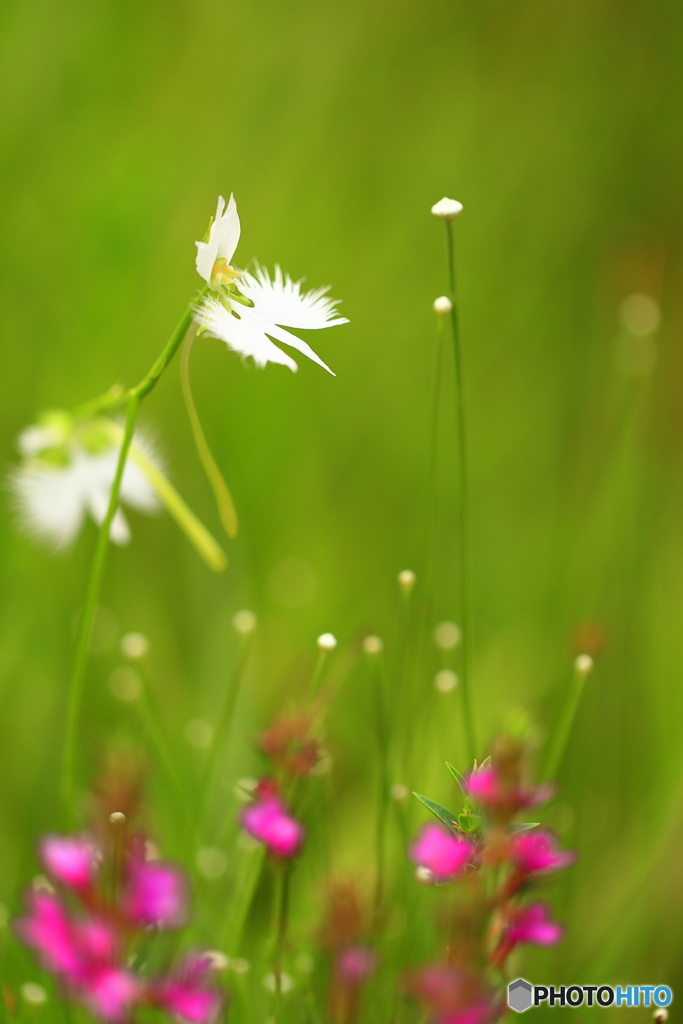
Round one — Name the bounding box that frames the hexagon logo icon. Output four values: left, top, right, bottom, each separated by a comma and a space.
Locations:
508, 978, 533, 1013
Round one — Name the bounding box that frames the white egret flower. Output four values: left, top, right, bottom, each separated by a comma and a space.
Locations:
194, 196, 347, 374
9, 422, 160, 550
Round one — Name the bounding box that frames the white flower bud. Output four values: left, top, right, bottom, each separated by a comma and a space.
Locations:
230, 957, 251, 975
653, 1010, 669, 1024
195, 846, 228, 879
109, 811, 126, 825
317, 632, 337, 652
362, 635, 383, 657
398, 569, 416, 594
21, 983, 47, 1006
574, 653, 594, 674
415, 866, 435, 884
233, 609, 257, 635
120, 632, 149, 659
204, 951, 230, 971
433, 296, 453, 316
431, 197, 463, 221
620, 293, 660, 336
184, 719, 214, 749
434, 669, 458, 693
434, 621, 461, 650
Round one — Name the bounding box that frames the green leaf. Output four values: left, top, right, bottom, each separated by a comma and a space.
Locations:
509, 822, 540, 833
412, 792, 459, 831
445, 761, 467, 795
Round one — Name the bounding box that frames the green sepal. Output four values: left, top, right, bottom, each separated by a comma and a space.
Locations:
412, 792, 458, 832
229, 287, 255, 308
509, 822, 540, 833
445, 761, 467, 795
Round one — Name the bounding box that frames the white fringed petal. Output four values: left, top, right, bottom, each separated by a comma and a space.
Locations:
240, 265, 348, 331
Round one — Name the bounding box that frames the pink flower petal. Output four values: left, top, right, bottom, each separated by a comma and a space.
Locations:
41, 835, 97, 889
242, 798, 303, 858
124, 857, 187, 929
410, 824, 470, 879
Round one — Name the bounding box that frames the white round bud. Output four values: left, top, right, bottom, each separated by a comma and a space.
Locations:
434, 669, 458, 693
204, 951, 229, 971
433, 296, 453, 316
21, 983, 47, 1006
108, 666, 142, 702
195, 846, 228, 880
362, 635, 383, 657
184, 719, 214, 749
317, 632, 337, 652
391, 783, 409, 801
574, 653, 594, 674
653, 1010, 669, 1024
620, 293, 660, 336
415, 866, 435, 884
120, 632, 149, 659
431, 197, 463, 221
230, 957, 251, 975
398, 569, 416, 594
109, 811, 126, 825
232, 609, 257, 635
434, 621, 461, 650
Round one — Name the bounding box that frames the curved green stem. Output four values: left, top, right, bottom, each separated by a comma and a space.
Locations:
444, 221, 477, 764
61, 394, 140, 823
60, 299, 200, 822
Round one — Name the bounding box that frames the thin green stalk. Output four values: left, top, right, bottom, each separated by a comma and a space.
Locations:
271, 864, 292, 1016
61, 301, 198, 822
135, 664, 190, 820
221, 844, 265, 953
371, 653, 391, 916
444, 221, 477, 764
195, 632, 254, 838
543, 656, 593, 781
307, 649, 329, 702
61, 393, 140, 823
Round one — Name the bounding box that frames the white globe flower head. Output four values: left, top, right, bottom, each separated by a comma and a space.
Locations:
195, 196, 348, 374
317, 632, 337, 652
431, 197, 463, 221
9, 419, 161, 550
433, 296, 453, 316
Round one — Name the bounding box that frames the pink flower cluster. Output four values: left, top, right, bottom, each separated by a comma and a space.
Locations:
241, 780, 303, 858
16, 833, 222, 1023
408, 739, 574, 1024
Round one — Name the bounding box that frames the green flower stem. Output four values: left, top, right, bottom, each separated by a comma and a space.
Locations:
543, 656, 593, 781
444, 221, 477, 764
221, 844, 265, 954
61, 393, 140, 823
371, 652, 391, 916
271, 863, 292, 1014
135, 664, 190, 825
180, 332, 239, 538
194, 631, 254, 839
61, 300, 198, 823
307, 649, 330, 702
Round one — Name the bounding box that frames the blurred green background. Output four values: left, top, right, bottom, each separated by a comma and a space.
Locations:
1, 0, 683, 1011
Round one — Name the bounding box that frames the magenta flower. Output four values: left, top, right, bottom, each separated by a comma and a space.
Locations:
153, 954, 222, 1024
467, 767, 551, 817
511, 830, 574, 875
335, 945, 377, 984
81, 968, 141, 1023
442, 1003, 497, 1024
410, 824, 471, 880
124, 852, 187, 929
41, 834, 97, 890
242, 796, 303, 858
16, 891, 81, 977
16, 830, 223, 1023
506, 902, 563, 947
